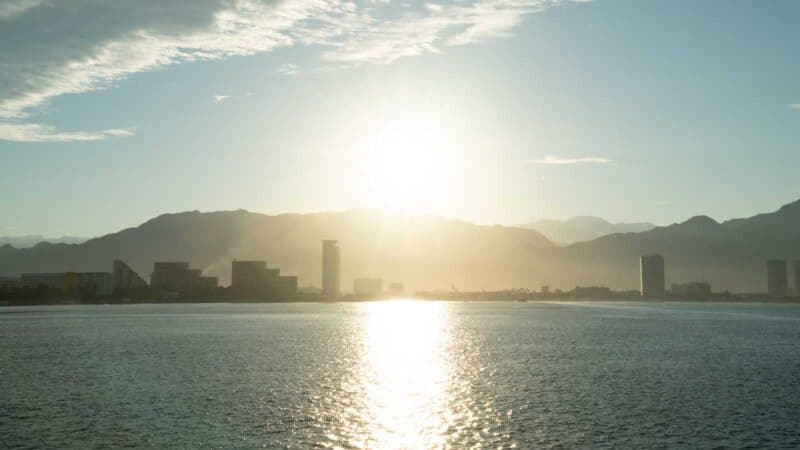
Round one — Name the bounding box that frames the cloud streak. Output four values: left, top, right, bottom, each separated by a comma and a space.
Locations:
0, 123, 134, 142
528, 156, 611, 165
0, 0, 588, 142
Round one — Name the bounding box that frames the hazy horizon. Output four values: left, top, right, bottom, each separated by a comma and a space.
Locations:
3, 197, 800, 240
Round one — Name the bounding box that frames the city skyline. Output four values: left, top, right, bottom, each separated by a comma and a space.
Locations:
1, 1, 799, 237
3, 198, 800, 294
6, 251, 800, 299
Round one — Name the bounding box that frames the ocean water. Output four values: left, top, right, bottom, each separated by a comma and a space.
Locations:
2, 301, 800, 449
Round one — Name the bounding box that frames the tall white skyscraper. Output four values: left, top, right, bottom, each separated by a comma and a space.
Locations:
322, 240, 341, 297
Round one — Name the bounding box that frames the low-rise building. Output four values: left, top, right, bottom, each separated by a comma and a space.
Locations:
0, 276, 22, 289
112, 260, 148, 291
671, 281, 712, 296
151, 262, 217, 291
230, 260, 297, 295
20, 271, 113, 295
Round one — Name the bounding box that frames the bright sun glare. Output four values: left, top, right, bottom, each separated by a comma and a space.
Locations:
359, 300, 451, 447
359, 116, 450, 214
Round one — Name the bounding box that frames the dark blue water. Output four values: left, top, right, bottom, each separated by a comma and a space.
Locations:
2, 301, 800, 448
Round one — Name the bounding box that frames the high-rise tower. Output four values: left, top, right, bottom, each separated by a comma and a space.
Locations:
640, 254, 665, 297
322, 240, 341, 297
767, 259, 788, 297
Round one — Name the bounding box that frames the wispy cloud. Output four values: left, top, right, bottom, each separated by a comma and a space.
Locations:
0, 0, 589, 142
0, 0, 47, 20
104, 128, 134, 137
528, 156, 611, 165
0, 123, 134, 143
790, 103, 800, 110
321, 0, 558, 64
275, 63, 301, 76
213, 93, 254, 102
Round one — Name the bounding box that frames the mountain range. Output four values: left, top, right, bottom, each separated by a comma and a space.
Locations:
0, 235, 88, 248
519, 217, 655, 245
2, 199, 800, 293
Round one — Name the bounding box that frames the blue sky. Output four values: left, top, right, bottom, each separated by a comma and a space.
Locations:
0, 0, 798, 237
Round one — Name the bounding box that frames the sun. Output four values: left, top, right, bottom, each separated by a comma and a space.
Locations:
358, 116, 449, 214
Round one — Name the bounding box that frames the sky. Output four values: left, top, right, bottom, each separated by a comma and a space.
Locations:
0, 0, 798, 237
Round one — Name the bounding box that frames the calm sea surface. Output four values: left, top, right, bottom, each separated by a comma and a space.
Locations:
2, 301, 800, 449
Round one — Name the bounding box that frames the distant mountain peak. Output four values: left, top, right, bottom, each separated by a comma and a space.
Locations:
0, 235, 88, 248
668, 215, 723, 236
520, 216, 655, 245
683, 215, 719, 226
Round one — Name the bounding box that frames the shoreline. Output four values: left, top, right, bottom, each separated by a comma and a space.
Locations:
3, 296, 800, 307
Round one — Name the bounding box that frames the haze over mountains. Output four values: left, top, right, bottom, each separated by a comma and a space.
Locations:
0, 236, 88, 248
520, 217, 655, 245
2, 199, 800, 293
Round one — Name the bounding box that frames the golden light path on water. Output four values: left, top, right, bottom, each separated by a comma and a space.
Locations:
358, 301, 452, 448
314, 300, 510, 448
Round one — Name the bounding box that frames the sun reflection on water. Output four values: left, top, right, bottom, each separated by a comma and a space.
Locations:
356, 300, 452, 448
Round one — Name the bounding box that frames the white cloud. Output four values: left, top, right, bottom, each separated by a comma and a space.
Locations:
0, 0, 47, 20
321, 0, 560, 64
275, 63, 301, 76
213, 95, 231, 102
104, 128, 135, 137
0, 123, 134, 142
790, 103, 800, 110
528, 155, 611, 165
0, 0, 589, 142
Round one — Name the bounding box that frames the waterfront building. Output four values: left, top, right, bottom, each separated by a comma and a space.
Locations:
112, 260, 148, 291
640, 254, 665, 297
793, 260, 800, 298
20, 271, 113, 295
231, 261, 270, 288
322, 240, 341, 297
353, 277, 383, 296
273, 275, 298, 294
671, 281, 711, 296
767, 259, 788, 297
150, 262, 218, 291
0, 276, 22, 288
231, 260, 297, 294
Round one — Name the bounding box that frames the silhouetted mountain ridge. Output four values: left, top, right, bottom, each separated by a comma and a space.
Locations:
722, 198, 800, 234
541, 200, 800, 291
2, 199, 800, 292
0, 209, 554, 290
